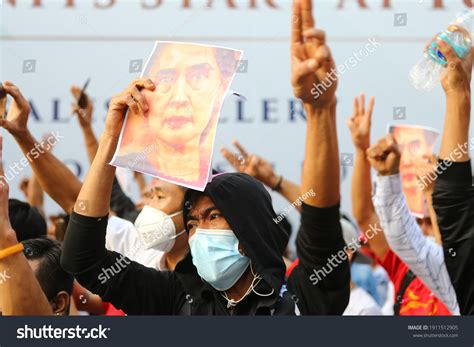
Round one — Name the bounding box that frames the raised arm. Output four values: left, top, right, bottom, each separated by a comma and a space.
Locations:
19, 173, 45, 219
368, 135, 460, 315
431, 40, 473, 315
347, 94, 389, 260
436, 42, 471, 162
286, 0, 349, 315
61, 79, 184, 315
26, 173, 45, 219
72, 78, 154, 218
221, 140, 303, 210
0, 81, 81, 213
0, 136, 52, 315
71, 85, 98, 164
291, 1, 339, 206
71, 86, 137, 220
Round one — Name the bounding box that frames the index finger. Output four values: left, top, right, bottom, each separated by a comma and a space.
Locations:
2, 81, 28, 108
301, 0, 315, 30
128, 78, 155, 91
359, 93, 366, 115
232, 140, 249, 158
366, 96, 375, 121
291, 0, 303, 45
385, 134, 400, 154
220, 147, 241, 169
352, 97, 359, 118
436, 39, 459, 65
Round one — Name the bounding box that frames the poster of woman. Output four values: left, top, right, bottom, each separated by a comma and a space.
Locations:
110, 41, 242, 191
389, 124, 439, 217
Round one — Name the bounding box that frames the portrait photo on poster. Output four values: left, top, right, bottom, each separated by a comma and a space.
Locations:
110, 41, 243, 191
388, 124, 440, 217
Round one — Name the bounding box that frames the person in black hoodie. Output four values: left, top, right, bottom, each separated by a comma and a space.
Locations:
429, 37, 474, 315
58, 0, 349, 315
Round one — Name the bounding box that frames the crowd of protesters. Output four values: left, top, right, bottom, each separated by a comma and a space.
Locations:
0, 0, 472, 316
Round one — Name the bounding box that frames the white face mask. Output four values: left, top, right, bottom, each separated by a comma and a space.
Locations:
134, 205, 185, 252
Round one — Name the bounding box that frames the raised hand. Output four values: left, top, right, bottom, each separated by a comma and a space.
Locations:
432, 37, 473, 94
0, 135, 55, 316
104, 78, 155, 139
220, 140, 279, 188
291, 0, 337, 107
19, 178, 30, 199
367, 134, 401, 176
0, 82, 31, 139
71, 85, 93, 128
346, 94, 374, 150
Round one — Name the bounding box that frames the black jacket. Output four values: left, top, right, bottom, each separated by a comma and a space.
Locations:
433, 160, 474, 315
61, 173, 350, 315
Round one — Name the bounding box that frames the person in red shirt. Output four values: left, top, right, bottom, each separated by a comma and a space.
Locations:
379, 249, 450, 315
346, 93, 452, 315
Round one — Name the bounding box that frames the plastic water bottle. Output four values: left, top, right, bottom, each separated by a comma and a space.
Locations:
410, 9, 474, 91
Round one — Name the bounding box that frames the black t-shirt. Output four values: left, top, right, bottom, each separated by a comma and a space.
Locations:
433, 160, 474, 315
61, 202, 349, 315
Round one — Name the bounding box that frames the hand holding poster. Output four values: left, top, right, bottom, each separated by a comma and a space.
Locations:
0, 84, 6, 119
389, 124, 439, 217
111, 42, 243, 191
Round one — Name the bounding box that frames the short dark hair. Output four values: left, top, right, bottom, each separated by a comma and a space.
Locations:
9, 199, 46, 241
21, 238, 74, 301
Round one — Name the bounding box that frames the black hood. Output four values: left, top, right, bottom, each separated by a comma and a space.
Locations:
182, 173, 287, 294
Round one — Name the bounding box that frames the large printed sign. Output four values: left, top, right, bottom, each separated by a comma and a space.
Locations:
1, 0, 472, 9
389, 124, 439, 217
1, 0, 473, 225
111, 41, 242, 190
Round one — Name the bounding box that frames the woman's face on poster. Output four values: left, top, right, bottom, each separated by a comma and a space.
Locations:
145, 44, 223, 146
392, 127, 433, 214
394, 128, 430, 188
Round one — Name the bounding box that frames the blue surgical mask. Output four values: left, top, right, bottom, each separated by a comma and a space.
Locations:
189, 228, 250, 291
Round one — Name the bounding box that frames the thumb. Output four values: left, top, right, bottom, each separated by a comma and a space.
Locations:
71, 103, 81, 115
